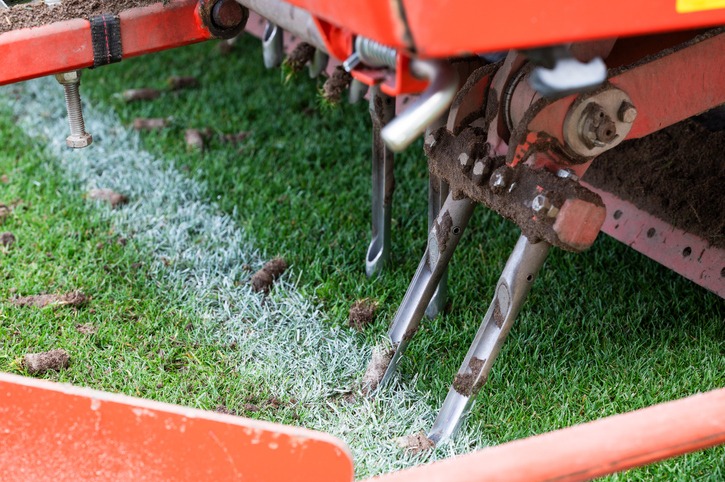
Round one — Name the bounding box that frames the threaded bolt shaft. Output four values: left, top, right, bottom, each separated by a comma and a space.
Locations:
55, 71, 92, 148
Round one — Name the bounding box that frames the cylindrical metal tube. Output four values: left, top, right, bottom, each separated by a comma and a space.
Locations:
235, 0, 326, 52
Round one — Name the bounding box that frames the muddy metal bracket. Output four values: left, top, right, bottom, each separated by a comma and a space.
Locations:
0, 0, 248, 86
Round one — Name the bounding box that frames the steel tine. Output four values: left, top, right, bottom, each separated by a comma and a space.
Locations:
365, 193, 476, 393
262, 22, 284, 69
425, 173, 450, 318
427, 234, 550, 444
365, 86, 395, 277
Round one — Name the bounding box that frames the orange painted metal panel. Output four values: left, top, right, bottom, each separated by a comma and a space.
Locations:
362, 388, 725, 482
0, 373, 353, 482
403, 0, 725, 56
285, 0, 409, 50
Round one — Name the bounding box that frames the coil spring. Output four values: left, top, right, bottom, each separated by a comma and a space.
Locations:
356, 37, 397, 69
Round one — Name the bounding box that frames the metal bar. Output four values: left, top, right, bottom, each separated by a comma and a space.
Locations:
371, 193, 475, 390
366, 86, 396, 277
428, 234, 550, 444
0, 372, 354, 481
585, 182, 725, 298
0, 0, 214, 86
424, 173, 449, 318
364, 388, 725, 482
235, 0, 326, 51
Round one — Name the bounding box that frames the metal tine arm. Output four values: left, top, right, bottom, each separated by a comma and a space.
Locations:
428, 234, 550, 444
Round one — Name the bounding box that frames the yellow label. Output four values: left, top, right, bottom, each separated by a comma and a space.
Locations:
677, 0, 725, 13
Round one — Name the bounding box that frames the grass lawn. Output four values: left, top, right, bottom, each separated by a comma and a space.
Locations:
1, 34, 723, 479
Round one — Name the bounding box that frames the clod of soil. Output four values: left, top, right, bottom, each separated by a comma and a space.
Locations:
168, 76, 200, 91
12, 291, 89, 309
250, 258, 288, 293
220, 131, 250, 144
1, 232, 15, 247
362, 346, 395, 394
243, 403, 260, 413
322, 66, 352, 104
348, 299, 378, 331
0, 203, 11, 223
75, 324, 98, 335
185, 129, 205, 151
584, 118, 725, 248
396, 431, 435, 454
133, 118, 169, 130
284, 42, 316, 73
22, 349, 70, 375
122, 88, 161, 103
87, 188, 129, 208
214, 405, 236, 415
452, 357, 486, 396
1, 174, 8, 183
0, 1, 159, 35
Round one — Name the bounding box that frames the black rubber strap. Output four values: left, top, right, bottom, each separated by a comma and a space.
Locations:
90, 14, 122, 68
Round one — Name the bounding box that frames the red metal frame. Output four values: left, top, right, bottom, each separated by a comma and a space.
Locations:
0, 0, 214, 86
289, 0, 725, 58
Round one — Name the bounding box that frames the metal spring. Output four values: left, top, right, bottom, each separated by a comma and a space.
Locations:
356, 37, 397, 69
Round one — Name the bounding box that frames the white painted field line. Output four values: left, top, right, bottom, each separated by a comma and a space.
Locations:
2, 78, 487, 477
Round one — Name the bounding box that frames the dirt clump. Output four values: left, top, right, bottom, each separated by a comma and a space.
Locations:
322, 66, 352, 104
12, 291, 89, 308
87, 188, 128, 208
0, 0, 159, 35
75, 324, 97, 335
1, 175, 8, 184
348, 299, 378, 331
214, 405, 236, 415
122, 88, 161, 103
22, 349, 70, 375
168, 76, 199, 91
396, 431, 435, 454
452, 357, 486, 396
584, 118, 725, 248
0, 203, 12, 223
220, 131, 250, 145
185, 129, 205, 151
250, 258, 288, 293
284, 42, 316, 73
1, 232, 15, 247
133, 118, 169, 131
362, 346, 394, 394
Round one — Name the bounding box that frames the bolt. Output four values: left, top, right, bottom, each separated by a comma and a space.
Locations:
556, 168, 579, 182
532, 194, 551, 214
211, 0, 245, 30
471, 159, 490, 185
579, 103, 617, 149
618, 101, 637, 123
489, 166, 510, 194
55, 71, 92, 149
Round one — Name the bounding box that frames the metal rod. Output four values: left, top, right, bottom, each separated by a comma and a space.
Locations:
428, 234, 550, 444
371, 193, 476, 391
425, 173, 449, 318
262, 21, 283, 69
366, 86, 396, 277
235, 0, 326, 52
381, 60, 459, 152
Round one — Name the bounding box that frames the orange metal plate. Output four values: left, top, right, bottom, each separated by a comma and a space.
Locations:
0, 373, 353, 482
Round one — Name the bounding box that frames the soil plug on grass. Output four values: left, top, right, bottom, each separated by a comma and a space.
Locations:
133, 118, 169, 131
22, 349, 70, 375
220, 131, 250, 145
0, 231, 15, 247
348, 298, 378, 331
12, 291, 88, 308
1, 174, 8, 183
283, 42, 316, 76
321, 66, 352, 105
396, 431, 435, 454
168, 76, 199, 91
0, 203, 11, 223
122, 88, 161, 103
87, 188, 128, 208
250, 258, 288, 293
185, 128, 205, 151
362, 346, 394, 394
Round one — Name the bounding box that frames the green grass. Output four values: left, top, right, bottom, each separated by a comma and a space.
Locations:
1, 34, 724, 479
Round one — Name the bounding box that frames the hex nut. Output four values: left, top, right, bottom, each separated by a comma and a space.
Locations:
66, 133, 93, 148
55, 71, 81, 84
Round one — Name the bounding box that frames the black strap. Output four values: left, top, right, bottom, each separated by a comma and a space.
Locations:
90, 14, 123, 68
